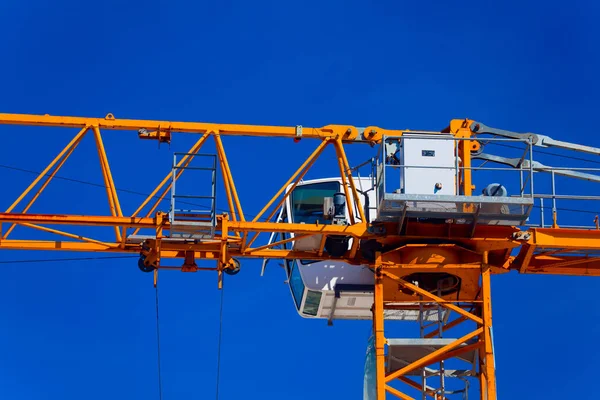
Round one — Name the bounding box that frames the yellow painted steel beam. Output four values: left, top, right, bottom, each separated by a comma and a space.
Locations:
214, 135, 238, 222
214, 134, 245, 221
0, 239, 353, 262
509, 228, 600, 275
0, 240, 126, 252
385, 385, 415, 400
481, 255, 497, 400
228, 220, 371, 237
92, 126, 122, 242
18, 223, 114, 248
0, 112, 404, 142
374, 254, 387, 400
228, 248, 350, 260
317, 234, 327, 256
334, 139, 366, 222
383, 262, 483, 270
333, 140, 357, 224
528, 228, 600, 249
384, 302, 482, 308
513, 243, 536, 273
0, 213, 159, 228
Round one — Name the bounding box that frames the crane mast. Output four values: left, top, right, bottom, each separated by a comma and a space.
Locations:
1, 112, 600, 399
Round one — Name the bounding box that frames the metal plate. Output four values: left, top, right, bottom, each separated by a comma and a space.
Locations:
386, 338, 478, 377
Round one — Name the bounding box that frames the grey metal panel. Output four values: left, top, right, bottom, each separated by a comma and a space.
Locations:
386, 338, 477, 376
382, 193, 533, 205
388, 339, 460, 346
126, 234, 220, 244
376, 193, 533, 225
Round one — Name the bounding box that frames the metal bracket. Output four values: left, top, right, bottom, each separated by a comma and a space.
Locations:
470, 204, 481, 238
398, 203, 408, 235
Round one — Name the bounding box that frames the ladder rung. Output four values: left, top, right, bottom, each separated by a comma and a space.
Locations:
173, 166, 216, 171
173, 195, 215, 199
174, 212, 213, 218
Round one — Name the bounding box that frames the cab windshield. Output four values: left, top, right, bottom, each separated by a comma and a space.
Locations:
291, 181, 341, 224
290, 181, 340, 265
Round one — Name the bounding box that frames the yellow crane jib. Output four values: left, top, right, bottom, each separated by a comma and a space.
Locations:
1, 112, 600, 400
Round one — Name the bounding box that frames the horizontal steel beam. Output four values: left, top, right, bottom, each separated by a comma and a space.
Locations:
0, 213, 159, 228
0, 113, 409, 143
531, 228, 600, 250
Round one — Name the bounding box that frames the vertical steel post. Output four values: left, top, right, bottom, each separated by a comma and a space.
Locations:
212, 155, 217, 238
551, 170, 558, 227
481, 252, 497, 400
519, 167, 524, 197
529, 139, 534, 198
171, 154, 177, 226
455, 137, 460, 195
374, 253, 386, 400
419, 294, 426, 400
382, 137, 387, 198
438, 284, 445, 399
92, 126, 122, 242
540, 198, 545, 228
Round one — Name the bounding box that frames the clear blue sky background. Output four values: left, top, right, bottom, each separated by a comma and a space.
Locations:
1, 1, 600, 399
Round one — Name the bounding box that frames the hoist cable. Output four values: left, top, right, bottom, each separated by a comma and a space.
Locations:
155, 285, 164, 400
215, 283, 225, 400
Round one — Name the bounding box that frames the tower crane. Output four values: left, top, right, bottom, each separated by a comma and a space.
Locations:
1, 112, 600, 399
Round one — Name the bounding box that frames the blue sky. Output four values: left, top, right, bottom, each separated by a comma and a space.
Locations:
1, 1, 600, 399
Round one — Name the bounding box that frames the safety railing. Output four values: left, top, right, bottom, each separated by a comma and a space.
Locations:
519, 167, 600, 229
170, 152, 217, 239
374, 134, 535, 226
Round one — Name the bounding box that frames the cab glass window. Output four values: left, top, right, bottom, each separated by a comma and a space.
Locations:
303, 290, 322, 316
291, 181, 340, 224
289, 260, 305, 310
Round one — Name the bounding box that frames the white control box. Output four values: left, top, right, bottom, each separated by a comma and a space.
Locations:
398, 133, 456, 195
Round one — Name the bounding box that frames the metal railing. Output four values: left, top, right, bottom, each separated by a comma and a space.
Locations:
170, 152, 217, 238
370, 133, 600, 229
377, 134, 534, 198
520, 167, 600, 229
373, 135, 535, 225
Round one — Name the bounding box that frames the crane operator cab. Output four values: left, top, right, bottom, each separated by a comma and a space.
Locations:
263, 177, 446, 324
268, 178, 378, 321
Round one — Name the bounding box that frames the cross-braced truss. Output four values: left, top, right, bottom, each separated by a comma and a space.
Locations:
1, 112, 600, 400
